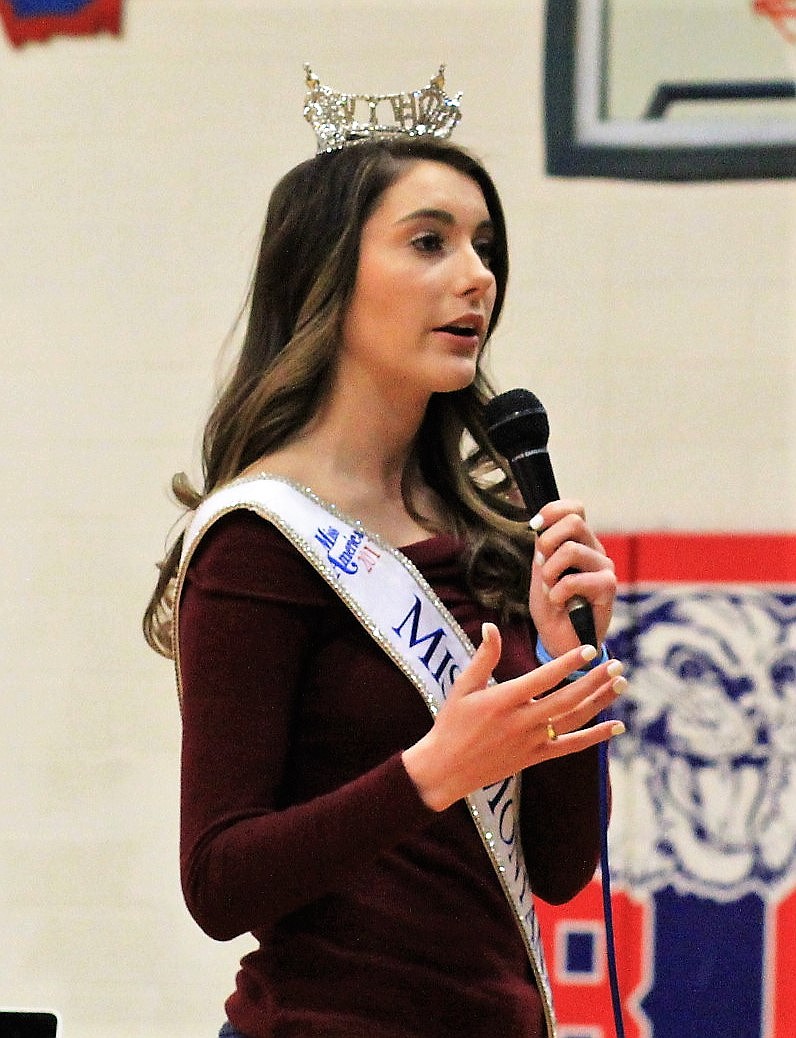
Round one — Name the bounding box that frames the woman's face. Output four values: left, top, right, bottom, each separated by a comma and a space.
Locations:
338, 159, 498, 404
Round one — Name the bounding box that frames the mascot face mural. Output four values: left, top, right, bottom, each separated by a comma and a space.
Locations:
608, 589, 796, 898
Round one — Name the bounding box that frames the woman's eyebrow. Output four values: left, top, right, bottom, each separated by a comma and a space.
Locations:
397, 207, 493, 232
397, 207, 454, 225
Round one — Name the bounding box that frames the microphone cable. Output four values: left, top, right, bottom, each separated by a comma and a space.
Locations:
599, 731, 627, 1038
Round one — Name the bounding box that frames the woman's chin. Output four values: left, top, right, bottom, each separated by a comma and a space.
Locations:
433, 358, 478, 394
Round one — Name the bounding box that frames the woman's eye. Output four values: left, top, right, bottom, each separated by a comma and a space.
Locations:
474, 239, 495, 268
411, 232, 445, 254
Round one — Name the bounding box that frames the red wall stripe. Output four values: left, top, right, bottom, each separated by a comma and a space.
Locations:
600, 532, 796, 585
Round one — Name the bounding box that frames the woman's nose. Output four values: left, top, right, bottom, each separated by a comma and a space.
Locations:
458, 245, 495, 298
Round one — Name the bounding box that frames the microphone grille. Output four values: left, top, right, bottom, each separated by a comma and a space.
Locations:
484, 389, 550, 456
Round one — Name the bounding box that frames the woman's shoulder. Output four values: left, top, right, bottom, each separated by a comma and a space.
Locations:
184, 507, 332, 606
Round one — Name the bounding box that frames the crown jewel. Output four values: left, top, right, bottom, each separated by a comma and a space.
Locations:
303, 64, 462, 154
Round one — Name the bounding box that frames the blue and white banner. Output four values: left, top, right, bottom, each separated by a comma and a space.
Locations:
537, 533, 796, 1038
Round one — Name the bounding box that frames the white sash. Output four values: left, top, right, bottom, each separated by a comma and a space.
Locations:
174, 474, 556, 1037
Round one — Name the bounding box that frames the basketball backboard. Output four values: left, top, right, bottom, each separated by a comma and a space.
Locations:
545, 0, 796, 179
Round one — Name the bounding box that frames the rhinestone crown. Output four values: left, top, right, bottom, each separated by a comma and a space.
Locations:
303, 64, 462, 154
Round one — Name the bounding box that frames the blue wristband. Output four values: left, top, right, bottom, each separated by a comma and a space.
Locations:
535, 636, 610, 681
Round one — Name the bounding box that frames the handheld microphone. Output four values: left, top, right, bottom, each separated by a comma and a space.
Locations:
483, 388, 597, 648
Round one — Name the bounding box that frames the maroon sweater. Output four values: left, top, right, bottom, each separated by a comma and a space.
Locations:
178, 510, 602, 1038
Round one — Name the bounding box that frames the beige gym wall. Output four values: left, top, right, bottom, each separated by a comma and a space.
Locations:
1, 2, 793, 1035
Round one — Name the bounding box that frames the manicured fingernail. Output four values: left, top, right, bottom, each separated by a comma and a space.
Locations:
612, 676, 628, 694
529, 513, 544, 531
607, 660, 624, 678
481, 622, 491, 643
535, 550, 546, 567
580, 644, 598, 663
610, 721, 626, 736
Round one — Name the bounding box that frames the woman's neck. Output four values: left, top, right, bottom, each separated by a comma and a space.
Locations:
243, 389, 446, 544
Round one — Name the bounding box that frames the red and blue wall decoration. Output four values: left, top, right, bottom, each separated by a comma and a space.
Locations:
0, 0, 122, 46
538, 533, 796, 1038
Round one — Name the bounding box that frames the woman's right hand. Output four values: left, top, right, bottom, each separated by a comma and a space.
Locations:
401, 622, 626, 812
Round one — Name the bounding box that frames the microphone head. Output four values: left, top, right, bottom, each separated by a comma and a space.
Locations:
484, 389, 550, 457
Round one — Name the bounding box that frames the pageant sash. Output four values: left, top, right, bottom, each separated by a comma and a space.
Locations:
174, 474, 557, 1037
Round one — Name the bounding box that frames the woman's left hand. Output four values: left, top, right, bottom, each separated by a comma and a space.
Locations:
529, 499, 617, 657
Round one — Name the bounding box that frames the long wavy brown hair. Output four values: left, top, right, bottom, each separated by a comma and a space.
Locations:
143, 138, 532, 658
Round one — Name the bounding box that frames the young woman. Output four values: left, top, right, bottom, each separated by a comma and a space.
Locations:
144, 135, 624, 1038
